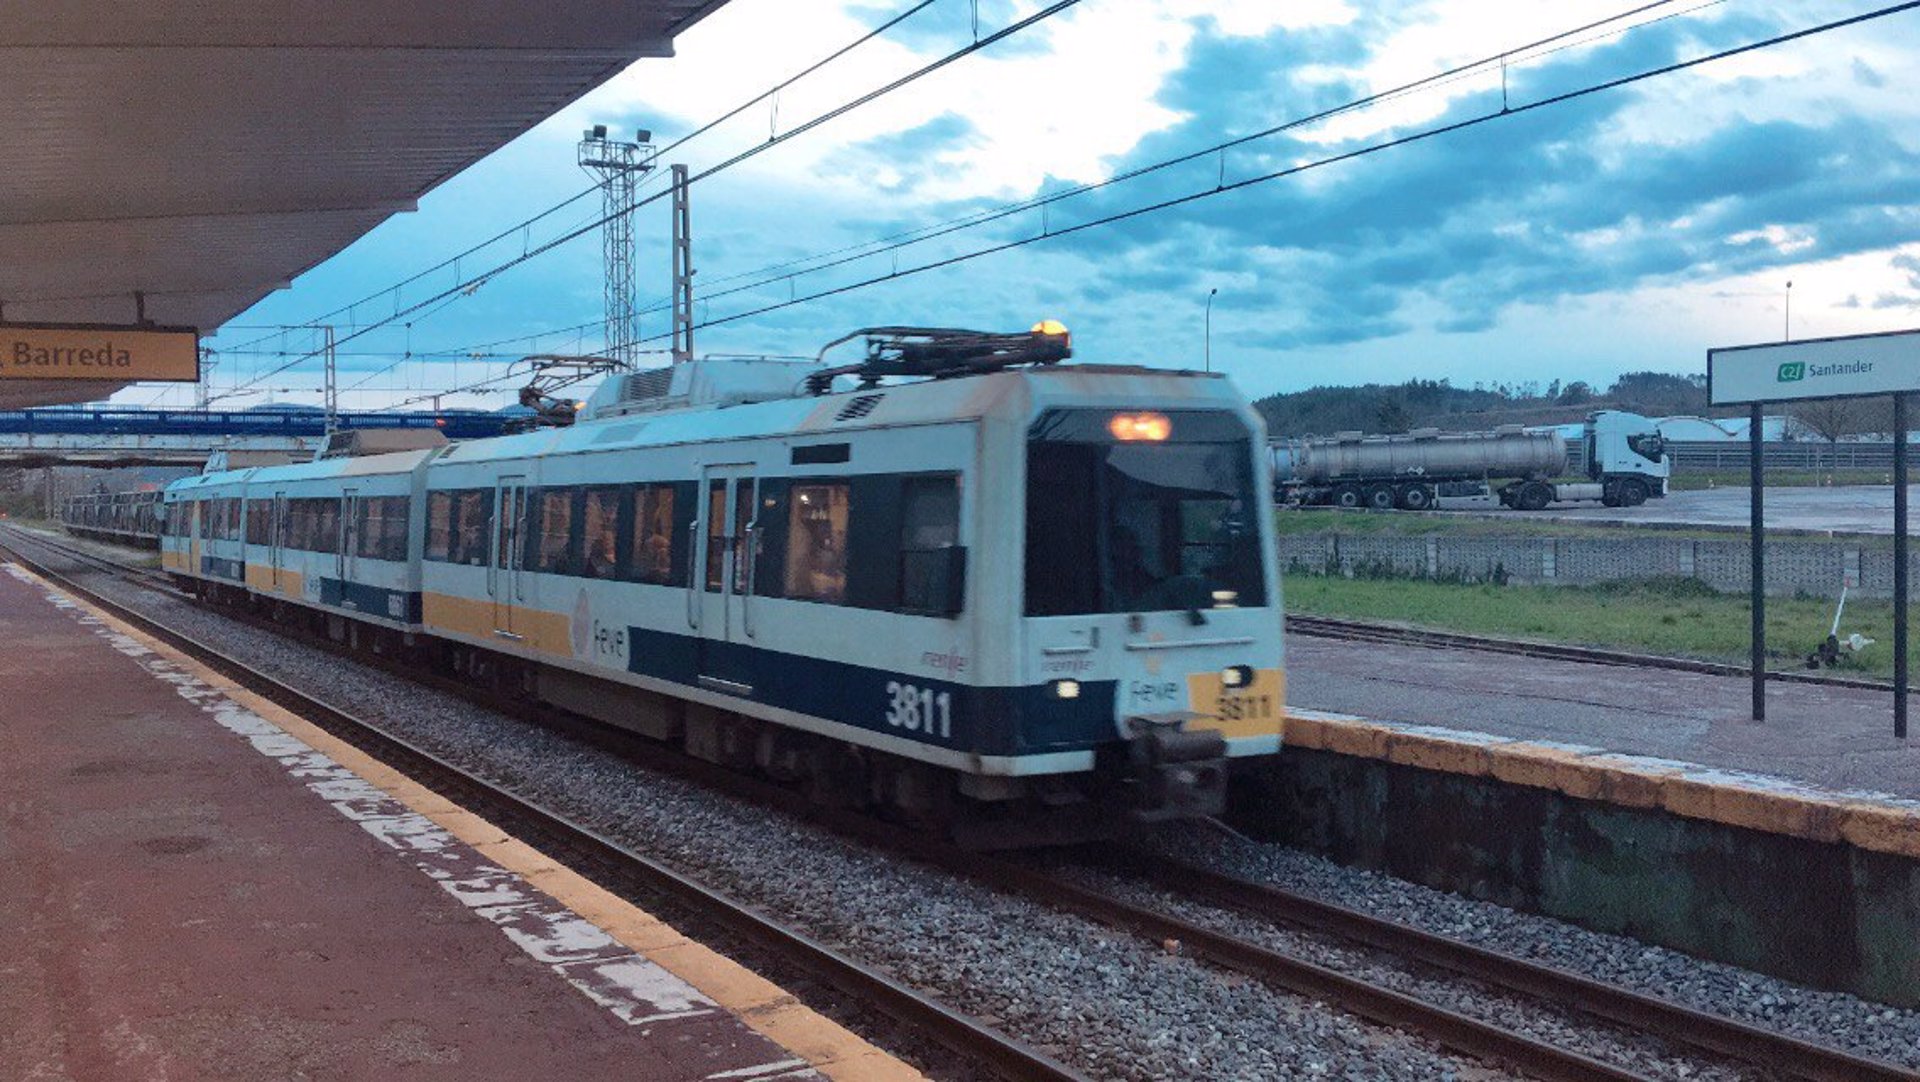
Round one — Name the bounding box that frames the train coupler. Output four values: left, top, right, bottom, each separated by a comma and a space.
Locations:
1123, 712, 1229, 822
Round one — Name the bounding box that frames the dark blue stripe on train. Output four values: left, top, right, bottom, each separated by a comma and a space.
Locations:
199, 554, 245, 582
313, 577, 422, 623
622, 625, 1116, 757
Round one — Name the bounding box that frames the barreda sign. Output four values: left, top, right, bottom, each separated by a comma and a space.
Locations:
1, 322, 200, 383
1709, 327, 1920, 405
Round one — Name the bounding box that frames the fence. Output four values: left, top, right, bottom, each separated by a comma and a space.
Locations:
1280, 532, 1911, 599
1562, 437, 1901, 474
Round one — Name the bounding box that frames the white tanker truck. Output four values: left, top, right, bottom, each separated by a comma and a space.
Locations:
1272, 410, 1670, 511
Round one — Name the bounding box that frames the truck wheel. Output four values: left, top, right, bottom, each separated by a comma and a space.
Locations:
1516, 482, 1553, 512
1333, 485, 1363, 509
1618, 478, 1649, 507
1365, 484, 1397, 511
1397, 484, 1433, 511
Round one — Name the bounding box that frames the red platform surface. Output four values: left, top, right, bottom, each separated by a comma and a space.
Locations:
0, 564, 819, 1081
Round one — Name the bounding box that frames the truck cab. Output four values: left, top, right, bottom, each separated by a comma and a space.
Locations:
1583, 410, 1669, 506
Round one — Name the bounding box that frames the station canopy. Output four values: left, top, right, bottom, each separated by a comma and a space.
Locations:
0, 1, 729, 409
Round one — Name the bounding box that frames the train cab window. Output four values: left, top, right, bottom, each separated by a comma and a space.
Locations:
526, 488, 579, 576
783, 482, 849, 603
582, 487, 623, 579
628, 484, 677, 584
899, 475, 964, 616
1026, 410, 1266, 616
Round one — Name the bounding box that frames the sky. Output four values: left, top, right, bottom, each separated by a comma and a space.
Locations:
187, 0, 1920, 413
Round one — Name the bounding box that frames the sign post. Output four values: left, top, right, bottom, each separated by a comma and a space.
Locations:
0, 322, 200, 384
1710, 327, 1920, 736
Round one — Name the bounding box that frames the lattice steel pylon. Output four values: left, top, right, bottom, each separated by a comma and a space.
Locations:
578, 124, 656, 369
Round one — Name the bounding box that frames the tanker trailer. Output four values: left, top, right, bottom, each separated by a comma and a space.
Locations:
1272, 410, 1669, 511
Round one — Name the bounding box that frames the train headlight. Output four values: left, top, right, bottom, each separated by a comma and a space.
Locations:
1050, 679, 1081, 700
1221, 665, 1253, 689
1108, 411, 1171, 442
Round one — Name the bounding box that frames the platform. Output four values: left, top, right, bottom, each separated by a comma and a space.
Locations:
0, 562, 906, 1080
1290, 634, 1920, 799
1286, 634, 1920, 855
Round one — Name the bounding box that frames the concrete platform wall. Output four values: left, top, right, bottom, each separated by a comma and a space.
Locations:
1231, 745, 1920, 1006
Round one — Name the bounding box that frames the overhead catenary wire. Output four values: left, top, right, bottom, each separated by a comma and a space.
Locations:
617, 1, 1920, 350
387, 0, 1722, 370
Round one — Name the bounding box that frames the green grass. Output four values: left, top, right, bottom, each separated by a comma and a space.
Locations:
1667, 469, 1891, 491
1285, 574, 1914, 679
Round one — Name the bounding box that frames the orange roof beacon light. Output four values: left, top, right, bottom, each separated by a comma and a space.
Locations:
1108, 411, 1172, 442
1030, 319, 1071, 350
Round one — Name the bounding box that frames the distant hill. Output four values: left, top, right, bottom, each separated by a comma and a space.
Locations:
1253, 372, 1715, 438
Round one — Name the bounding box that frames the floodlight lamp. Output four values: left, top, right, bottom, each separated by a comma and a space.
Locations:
635, 129, 653, 144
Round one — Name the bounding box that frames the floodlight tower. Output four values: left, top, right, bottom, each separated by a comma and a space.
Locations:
578, 124, 656, 369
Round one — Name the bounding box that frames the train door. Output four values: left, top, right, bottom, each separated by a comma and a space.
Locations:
339, 488, 361, 586
269, 491, 287, 592
188, 498, 202, 575
693, 464, 759, 696
489, 477, 527, 640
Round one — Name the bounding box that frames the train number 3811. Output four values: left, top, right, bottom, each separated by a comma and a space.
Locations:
884, 681, 953, 739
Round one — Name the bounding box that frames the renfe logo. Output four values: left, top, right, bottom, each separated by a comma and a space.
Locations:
1777, 362, 1806, 382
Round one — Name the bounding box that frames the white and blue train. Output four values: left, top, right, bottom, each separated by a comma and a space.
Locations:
159, 326, 1285, 835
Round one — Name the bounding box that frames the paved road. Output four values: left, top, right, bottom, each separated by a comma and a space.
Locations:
1438, 484, 1920, 534
1288, 632, 1920, 799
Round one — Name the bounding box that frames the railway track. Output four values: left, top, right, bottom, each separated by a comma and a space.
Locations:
1046, 849, 1915, 1082
1287, 612, 1909, 693
0, 526, 1085, 1082
12, 526, 1917, 1082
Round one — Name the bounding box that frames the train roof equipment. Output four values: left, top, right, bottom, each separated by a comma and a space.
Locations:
804, 321, 1073, 394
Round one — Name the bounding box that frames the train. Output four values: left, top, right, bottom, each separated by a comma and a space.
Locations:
121, 324, 1284, 842
60, 489, 165, 547
1272, 410, 1670, 511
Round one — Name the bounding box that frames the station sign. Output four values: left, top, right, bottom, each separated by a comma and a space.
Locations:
1709, 327, 1920, 405
1, 322, 200, 383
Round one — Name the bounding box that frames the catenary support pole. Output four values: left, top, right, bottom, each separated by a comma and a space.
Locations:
1895, 394, 1909, 739
1750, 402, 1765, 722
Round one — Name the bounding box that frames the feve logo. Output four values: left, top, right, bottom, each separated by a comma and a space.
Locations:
1777, 362, 1806, 383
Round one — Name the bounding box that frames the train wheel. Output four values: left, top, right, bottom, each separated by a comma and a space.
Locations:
1364, 484, 1397, 511
1332, 485, 1363, 509
1397, 484, 1433, 511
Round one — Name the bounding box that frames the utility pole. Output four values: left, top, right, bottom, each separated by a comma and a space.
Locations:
579, 124, 656, 368
322, 324, 338, 435
195, 347, 217, 411
671, 164, 695, 364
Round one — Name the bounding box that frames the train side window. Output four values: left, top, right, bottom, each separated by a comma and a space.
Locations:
246, 500, 271, 545
426, 493, 454, 561
357, 496, 407, 561
704, 481, 727, 591
526, 487, 579, 576
899, 475, 965, 616
783, 482, 849, 603
314, 499, 340, 555
582, 487, 623, 579
628, 484, 677, 585
453, 490, 492, 566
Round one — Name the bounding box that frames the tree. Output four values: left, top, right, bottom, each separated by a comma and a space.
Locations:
1791, 399, 1870, 444
1375, 394, 1412, 433
1558, 380, 1594, 405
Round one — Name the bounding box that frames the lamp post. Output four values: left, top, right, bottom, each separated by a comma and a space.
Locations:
1784, 280, 1793, 342
1204, 287, 1219, 372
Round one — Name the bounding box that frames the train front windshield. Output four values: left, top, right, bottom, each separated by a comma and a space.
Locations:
1025, 409, 1267, 616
